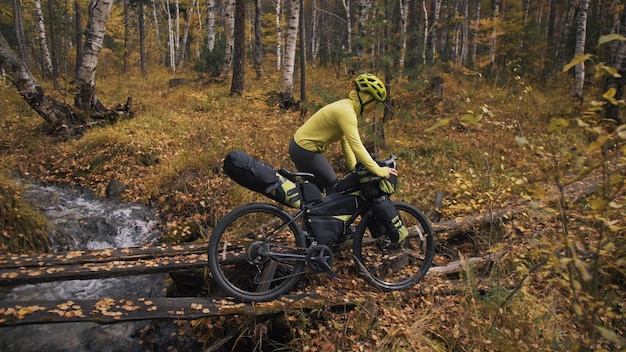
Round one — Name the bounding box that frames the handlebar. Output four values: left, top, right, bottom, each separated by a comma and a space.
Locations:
356, 154, 398, 172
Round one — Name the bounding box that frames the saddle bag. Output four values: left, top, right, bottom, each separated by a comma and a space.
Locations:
306, 192, 361, 246
370, 195, 408, 243
223, 151, 301, 208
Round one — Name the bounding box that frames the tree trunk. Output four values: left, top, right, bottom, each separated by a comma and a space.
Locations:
429, 0, 441, 60
138, 0, 148, 77
48, 0, 60, 81
573, 0, 589, 101
177, 0, 196, 70
221, 0, 235, 78
489, 0, 500, 73
152, 0, 165, 65
398, 0, 408, 69
311, 0, 318, 68
206, 0, 216, 51
280, 0, 300, 106
162, 0, 176, 72
74, 0, 114, 111
34, 0, 55, 81
422, 0, 428, 65
604, 4, 626, 124
12, 0, 28, 63
123, 0, 130, 73
230, 0, 245, 95
460, 0, 469, 66
470, 0, 480, 67
253, 0, 263, 78
275, 0, 283, 71
75, 0, 83, 75
299, 0, 306, 102
342, 0, 352, 54
0, 31, 85, 134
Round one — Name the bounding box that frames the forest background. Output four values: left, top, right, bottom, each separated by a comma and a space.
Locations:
0, 0, 625, 350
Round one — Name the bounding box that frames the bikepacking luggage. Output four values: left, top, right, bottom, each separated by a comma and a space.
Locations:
371, 195, 408, 243
306, 192, 362, 246
358, 168, 398, 198
223, 150, 301, 208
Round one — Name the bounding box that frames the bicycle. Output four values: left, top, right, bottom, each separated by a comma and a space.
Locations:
208, 155, 435, 302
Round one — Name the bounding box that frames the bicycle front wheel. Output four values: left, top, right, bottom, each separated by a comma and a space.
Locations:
208, 203, 307, 302
352, 202, 435, 291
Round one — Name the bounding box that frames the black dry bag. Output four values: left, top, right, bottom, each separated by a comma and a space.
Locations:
223, 151, 301, 208
371, 195, 408, 243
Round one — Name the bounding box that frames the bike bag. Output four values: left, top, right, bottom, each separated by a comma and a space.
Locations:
371, 195, 408, 243
223, 151, 301, 208
358, 168, 398, 199
305, 192, 361, 246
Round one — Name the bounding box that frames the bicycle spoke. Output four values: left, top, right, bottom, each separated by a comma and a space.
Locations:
352, 202, 435, 291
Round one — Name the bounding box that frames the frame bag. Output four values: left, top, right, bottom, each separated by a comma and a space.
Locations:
306, 192, 361, 246
223, 151, 301, 208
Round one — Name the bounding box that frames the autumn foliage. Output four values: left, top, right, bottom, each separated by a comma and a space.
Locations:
0, 62, 624, 350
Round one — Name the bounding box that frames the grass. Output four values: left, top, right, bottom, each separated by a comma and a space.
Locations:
0, 63, 624, 350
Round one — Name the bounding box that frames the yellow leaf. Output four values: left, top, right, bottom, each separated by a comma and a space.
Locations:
425, 118, 451, 132
562, 54, 592, 72
598, 34, 626, 45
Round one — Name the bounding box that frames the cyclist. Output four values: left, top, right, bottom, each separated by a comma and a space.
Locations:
289, 73, 397, 193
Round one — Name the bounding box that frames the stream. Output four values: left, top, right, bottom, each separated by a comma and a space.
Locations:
0, 183, 182, 351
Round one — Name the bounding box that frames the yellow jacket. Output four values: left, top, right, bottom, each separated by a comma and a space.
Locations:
293, 90, 389, 178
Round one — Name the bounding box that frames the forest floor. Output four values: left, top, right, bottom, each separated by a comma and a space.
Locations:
0, 64, 624, 351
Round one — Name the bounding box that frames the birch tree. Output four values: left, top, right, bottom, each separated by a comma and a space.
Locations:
177, 0, 197, 70
206, 0, 216, 51
34, 0, 55, 80
572, 0, 589, 101
342, 0, 352, 54
0, 0, 132, 137
429, 0, 441, 59
162, 0, 176, 72
311, 0, 319, 67
280, 0, 300, 105
398, 0, 408, 69
75, 0, 115, 111
221, 0, 235, 77
274, 0, 283, 70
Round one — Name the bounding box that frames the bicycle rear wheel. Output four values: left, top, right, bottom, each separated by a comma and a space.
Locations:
208, 203, 307, 302
352, 202, 435, 291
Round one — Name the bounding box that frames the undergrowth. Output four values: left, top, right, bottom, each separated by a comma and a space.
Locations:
0, 61, 624, 350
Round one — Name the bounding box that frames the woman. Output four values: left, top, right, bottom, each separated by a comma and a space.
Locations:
289, 73, 397, 193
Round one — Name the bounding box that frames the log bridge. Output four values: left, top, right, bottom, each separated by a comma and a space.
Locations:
0, 243, 352, 327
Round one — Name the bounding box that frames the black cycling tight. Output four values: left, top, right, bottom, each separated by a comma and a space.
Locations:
289, 138, 338, 192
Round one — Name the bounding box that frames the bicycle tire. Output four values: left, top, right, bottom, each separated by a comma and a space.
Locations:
208, 203, 307, 302
352, 201, 435, 291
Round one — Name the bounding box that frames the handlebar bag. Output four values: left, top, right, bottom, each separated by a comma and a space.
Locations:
358, 168, 398, 199
223, 151, 301, 208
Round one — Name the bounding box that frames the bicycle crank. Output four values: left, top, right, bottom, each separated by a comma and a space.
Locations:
306, 244, 337, 278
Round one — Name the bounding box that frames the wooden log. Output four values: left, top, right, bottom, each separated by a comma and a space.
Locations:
0, 244, 209, 286
0, 294, 354, 326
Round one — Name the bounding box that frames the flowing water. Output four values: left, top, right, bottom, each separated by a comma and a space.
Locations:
0, 183, 172, 351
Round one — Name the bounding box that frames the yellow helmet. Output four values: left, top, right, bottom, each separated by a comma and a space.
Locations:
355, 73, 387, 102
